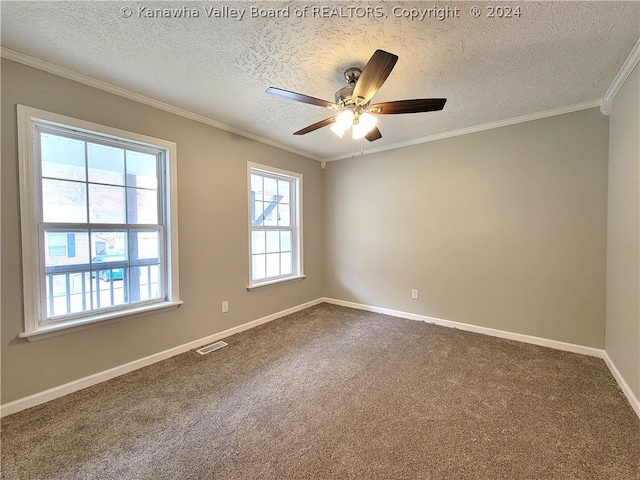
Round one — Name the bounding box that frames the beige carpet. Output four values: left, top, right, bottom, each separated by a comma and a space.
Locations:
2, 303, 639, 479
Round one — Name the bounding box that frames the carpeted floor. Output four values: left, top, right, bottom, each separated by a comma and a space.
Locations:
2, 303, 639, 479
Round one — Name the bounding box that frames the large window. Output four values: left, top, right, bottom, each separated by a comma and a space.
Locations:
248, 163, 303, 288
18, 106, 181, 339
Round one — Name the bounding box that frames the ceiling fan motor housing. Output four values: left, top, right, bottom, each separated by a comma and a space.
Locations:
335, 84, 355, 106
334, 67, 363, 106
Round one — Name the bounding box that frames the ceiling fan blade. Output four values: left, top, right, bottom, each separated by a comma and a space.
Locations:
369, 98, 447, 114
365, 126, 382, 142
293, 116, 337, 135
266, 87, 337, 109
352, 50, 399, 106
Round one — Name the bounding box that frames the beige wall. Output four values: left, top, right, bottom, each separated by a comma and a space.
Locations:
606, 63, 640, 400
324, 108, 609, 348
1, 59, 324, 403
0, 57, 620, 407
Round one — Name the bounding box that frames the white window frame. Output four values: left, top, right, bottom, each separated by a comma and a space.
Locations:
17, 105, 182, 340
247, 162, 304, 290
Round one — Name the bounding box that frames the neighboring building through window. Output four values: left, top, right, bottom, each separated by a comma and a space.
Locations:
248, 163, 303, 288
47, 232, 75, 257
17, 106, 181, 339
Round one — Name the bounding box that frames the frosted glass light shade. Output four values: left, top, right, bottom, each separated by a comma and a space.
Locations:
330, 110, 354, 137
352, 112, 377, 139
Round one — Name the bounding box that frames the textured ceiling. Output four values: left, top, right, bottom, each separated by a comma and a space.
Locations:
1, 1, 639, 160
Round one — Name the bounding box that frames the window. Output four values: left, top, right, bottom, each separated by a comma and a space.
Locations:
47, 233, 75, 257
248, 163, 303, 288
18, 106, 181, 339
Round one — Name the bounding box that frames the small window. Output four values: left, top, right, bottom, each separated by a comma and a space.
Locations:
17, 106, 181, 339
248, 163, 303, 288
47, 233, 69, 257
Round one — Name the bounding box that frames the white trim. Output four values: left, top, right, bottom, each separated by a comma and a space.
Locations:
323, 100, 602, 162
1, 47, 321, 162
322, 297, 604, 358
246, 274, 306, 291
4, 297, 639, 420
603, 352, 640, 419
17, 105, 41, 334
19, 301, 183, 341
247, 162, 304, 288
323, 297, 640, 419
0, 297, 324, 417
17, 105, 181, 337
2, 48, 609, 164
601, 38, 640, 116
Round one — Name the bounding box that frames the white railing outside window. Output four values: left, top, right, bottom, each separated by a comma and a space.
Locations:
18, 106, 181, 339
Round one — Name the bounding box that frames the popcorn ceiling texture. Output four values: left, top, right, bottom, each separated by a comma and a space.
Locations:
1, 1, 638, 159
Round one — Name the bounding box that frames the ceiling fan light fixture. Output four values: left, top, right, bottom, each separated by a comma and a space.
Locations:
330, 109, 354, 137
352, 112, 377, 139
267, 50, 446, 143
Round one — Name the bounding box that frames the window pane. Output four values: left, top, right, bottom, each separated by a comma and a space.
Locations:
264, 177, 277, 197
88, 143, 124, 185
126, 151, 157, 189
68, 273, 88, 315
45, 230, 90, 268
253, 201, 265, 225
132, 265, 161, 301
266, 231, 280, 253
89, 184, 125, 224
252, 230, 265, 254
42, 178, 87, 223
90, 231, 127, 258
278, 204, 290, 227
277, 180, 290, 204
129, 230, 160, 263
263, 197, 278, 226
248, 167, 300, 285
93, 270, 127, 307
45, 269, 92, 318
127, 188, 158, 224
48, 274, 69, 317
251, 175, 263, 202
281, 252, 292, 275
112, 270, 127, 306
252, 255, 266, 280
40, 133, 86, 181
266, 253, 280, 278
280, 230, 292, 252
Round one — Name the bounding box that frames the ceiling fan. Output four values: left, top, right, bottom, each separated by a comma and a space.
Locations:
266, 49, 446, 142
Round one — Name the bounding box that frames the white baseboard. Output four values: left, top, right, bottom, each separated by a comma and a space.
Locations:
0, 298, 324, 418
4, 297, 639, 422
603, 351, 640, 419
323, 297, 604, 357
323, 297, 640, 419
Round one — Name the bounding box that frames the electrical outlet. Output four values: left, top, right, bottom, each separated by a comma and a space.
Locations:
222, 301, 229, 313
411, 289, 419, 299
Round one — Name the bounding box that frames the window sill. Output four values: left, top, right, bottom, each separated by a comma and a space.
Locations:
246, 274, 306, 291
19, 300, 184, 341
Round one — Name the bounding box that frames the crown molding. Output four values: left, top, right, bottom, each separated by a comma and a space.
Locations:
0, 47, 322, 162
323, 99, 602, 162
1, 46, 622, 163
601, 37, 640, 116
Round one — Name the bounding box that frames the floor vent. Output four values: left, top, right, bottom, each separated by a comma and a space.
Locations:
196, 341, 228, 355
